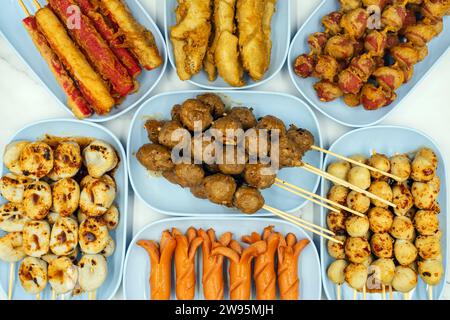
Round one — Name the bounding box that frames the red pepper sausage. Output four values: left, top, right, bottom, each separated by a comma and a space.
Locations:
48, 0, 134, 97
73, 0, 142, 79
22, 16, 93, 119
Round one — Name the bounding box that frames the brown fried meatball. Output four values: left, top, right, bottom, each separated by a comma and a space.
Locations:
322, 11, 343, 35
364, 30, 387, 56
314, 80, 344, 102
162, 170, 186, 187
287, 125, 315, 154
313, 55, 339, 81
371, 232, 394, 258
256, 116, 286, 136
368, 207, 394, 233
373, 66, 405, 91
327, 210, 347, 235
191, 133, 219, 164
197, 93, 225, 118
217, 147, 247, 175
382, 4, 407, 31
413, 210, 439, 236
325, 35, 355, 61
190, 183, 208, 199
229, 107, 257, 130
277, 136, 303, 168
144, 119, 165, 144
174, 164, 205, 187
136, 144, 174, 172
180, 99, 213, 131
294, 54, 317, 78
158, 120, 190, 149
338, 68, 364, 94
171, 104, 182, 122
345, 237, 371, 264
244, 163, 277, 189
203, 174, 237, 206
211, 116, 243, 145
244, 129, 271, 160
340, 8, 369, 39
233, 186, 265, 214
307, 32, 329, 55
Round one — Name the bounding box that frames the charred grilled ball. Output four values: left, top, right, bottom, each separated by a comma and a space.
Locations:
287, 125, 315, 154
244, 163, 277, 189
203, 174, 237, 206
233, 186, 265, 214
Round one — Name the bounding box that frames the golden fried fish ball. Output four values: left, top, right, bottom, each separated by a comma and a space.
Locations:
79, 217, 109, 254
392, 183, 414, 216
327, 235, 347, 259
394, 239, 418, 266
367, 153, 390, 180
347, 166, 371, 190
327, 210, 347, 234
23, 181, 52, 220
346, 215, 370, 237
411, 181, 439, 210
368, 207, 394, 233
82, 140, 119, 178
23, 220, 51, 257
411, 148, 438, 182
370, 258, 395, 286
349, 154, 367, 166
390, 216, 415, 240
19, 257, 48, 295
19, 142, 54, 179
415, 235, 441, 260
52, 178, 80, 217
347, 191, 371, 214
327, 161, 351, 183
345, 263, 368, 290
418, 259, 443, 286
390, 154, 411, 182
327, 185, 350, 208
345, 237, 371, 264
327, 259, 348, 285
391, 266, 417, 293
368, 181, 393, 208
3, 141, 30, 175
47, 142, 82, 180
371, 233, 393, 258
413, 210, 439, 236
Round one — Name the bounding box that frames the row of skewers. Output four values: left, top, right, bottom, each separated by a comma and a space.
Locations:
0, 136, 121, 300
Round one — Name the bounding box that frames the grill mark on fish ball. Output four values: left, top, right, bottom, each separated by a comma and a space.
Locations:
84, 232, 97, 242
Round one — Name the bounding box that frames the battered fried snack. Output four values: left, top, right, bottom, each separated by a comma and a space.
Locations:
277, 234, 310, 300
171, 0, 212, 80
215, 31, 245, 87
137, 231, 177, 300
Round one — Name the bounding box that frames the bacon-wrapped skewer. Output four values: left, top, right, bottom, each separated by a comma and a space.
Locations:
339, 8, 369, 39
294, 54, 316, 78
314, 80, 344, 102
308, 32, 329, 55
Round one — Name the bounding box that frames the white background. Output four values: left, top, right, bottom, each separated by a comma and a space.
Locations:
0, 0, 449, 299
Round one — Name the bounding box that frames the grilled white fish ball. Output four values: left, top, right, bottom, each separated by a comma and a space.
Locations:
50, 217, 78, 256
52, 178, 80, 217
19, 257, 48, 294
390, 216, 415, 240
3, 141, 30, 175
327, 185, 349, 208
0, 174, 32, 203
327, 161, 351, 183
327, 259, 348, 285
347, 166, 371, 190
345, 263, 368, 290
0, 202, 30, 232
390, 154, 411, 182
347, 191, 371, 213
47, 142, 82, 180
79, 218, 109, 254
78, 254, 108, 292
327, 211, 347, 234
349, 154, 367, 166
102, 205, 119, 230
77, 210, 88, 224
394, 239, 417, 266
411, 148, 438, 182
327, 235, 346, 259
48, 257, 78, 294
23, 220, 50, 257
19, 142, 53, 179
82, 140, 118, 178
392, 183, 414, 216
23, 181, 52, 220
371, 233, 393, 258
79, 175, 116, 217
418, 259, 443, 286
368, 181, 393, 208
411, 181, 439, 210
41, 253, 58, 264
413, 210, 439, 236
346, 215, 370, 237
367, 153, 390, 180
368, 207, 393, 233
345, 237, 371, 264
370, 258, 395, 285
0, 232, 26, 262
100, 235, 115, 257
391, 266, 417, 293
415, 235, 441, 260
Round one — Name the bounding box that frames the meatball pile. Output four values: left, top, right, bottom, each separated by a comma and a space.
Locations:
136, 94, 316, 214
294, 0, 449, 110
0, 138, 120, 297
326, 147, 443, 295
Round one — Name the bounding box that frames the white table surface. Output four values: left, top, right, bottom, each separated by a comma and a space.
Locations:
0, 0, 449, 300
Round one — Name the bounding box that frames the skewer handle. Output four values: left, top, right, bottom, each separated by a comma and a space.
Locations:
428, 286, 433, 300
8, 263, 15, 300
336, 284, 341, 301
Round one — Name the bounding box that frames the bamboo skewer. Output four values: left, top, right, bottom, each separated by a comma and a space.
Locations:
336, 284, 341, 301
428, 286, 433, 300
404, 292, 410, 300
353, 289, 357, 300
8, 263, 15, 300
311, 145, 403, 181
32, 0, 42, 9
389, 285, 393, 300
51, 289, 56, 300
382, 284, 386, 300
275, 178, 365, 217
36, 293, 41, 300
363, 285, 367, 300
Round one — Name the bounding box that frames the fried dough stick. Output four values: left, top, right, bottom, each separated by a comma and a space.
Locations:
277, 233, 310, 300
212, 239, 267, 300
171, 0, 212, 80
199, 229, 232, 300
262, 0, 277, 67
137, 231, 177, 300
172, 227, 203, 300
242, 226, 281, 300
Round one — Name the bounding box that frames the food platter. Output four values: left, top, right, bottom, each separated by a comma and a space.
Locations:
123, 217, 321, 300
288, 0, 450, 128
0, 119, 128, 300
320, 126, 448, 300
0, 0, 167, 122
127, 90, 323, 216
164, 0, 290, 90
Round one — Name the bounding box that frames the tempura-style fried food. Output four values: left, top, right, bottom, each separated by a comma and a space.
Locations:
262, 0, 277, 66
215, 31, 245, 86
171, 0, 212, 80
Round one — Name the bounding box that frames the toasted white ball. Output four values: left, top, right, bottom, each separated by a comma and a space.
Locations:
50, 217, 79, 256
347, 191, 370, 213
19, 257, 48, 294
345, 263, 368, 290
411, 181, 439, 210
368, 181, 393, 208
390, 154, 411, 182
79, 217, 109, 254
102, 205, 119, 230
41, 253, 58, 264
347, 167, 371, 190
368, 207, 393, 233
3, 141, 30, 175
47, 142, 82, 180
391, 266, 417, 293
327, 259, 348, 284
345, 237, 371, 264
0, 174, 33, 203
371, 233, 393, 258
390, 216, 415, 240
78, 254, 108, 292
23, 181, 52, 220
413, 210, 439, 236
411, 148, 438, 182
0, 232, 26, 262
52, 178, 80, 217
0, 202, 30, 232
100, 235, 115, 257
368, 153, 390, 180
345, 215, 370, 237
392, 183, 414, 216
23, 220, 51, 257
370, 258, 395, 285
19, 142, 54, 179
48, 257, 78, 294
327, 235, 346, 259
79, 175, 116, 217
327, 185, 349, 208
418, 259, 443, 286
415, 235, 441, 260
83, 140, 119, 178
394, 240, 418, 266
327, 161, 351, 183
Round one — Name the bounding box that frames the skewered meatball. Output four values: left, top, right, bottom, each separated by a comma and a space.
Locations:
367, 153, 390, 180
338, 68, 364, 94
347, 166, 371, 189
327, 210, 347, 235
277, 136, 303, 168
392, 183, 414, 216
217, 147, 247, 175
418, 259, 444, 286
244, 129, 270, 160
328, 185, 350, 207
79, 217, 109, 254
346, 215, 370, 237
174, 164, 205, 187
411, 181, 439, 210
411, 148, 438, 182
180, 99, 213, 131
308, 32, 329, 55
211, 116, 243, 145
203, 174, 237, 206
350, 54, 376, 81
340, 8, 369, 39
371, 258, 395, 286
144, 119, 165, 144
382, 4, 407, 31
103, 205, 119, 231
373, 66, 405, 91
256, 115, 286, 136
340, 0, 362, 11
392, 266, 417, 293
229, 107, 257, 130
49, 217, 78, 256
48, 257, 78, 294
314, 80, 344, 102
197, 93, 225, 118
394, 239, 418, 266
171, 104, 182, 122
368, 181, 393, 208
325, 35, 355, 61
52, 178, 80, 217
414, 210, 439, 236
345, 237, 371, 264
78, 254, 108, 293
345, 263, 368, 290
286, 125, 315, 154
314, 55, 339, 81
79, 175, 116, 217
415, 235, 441, 260
191, 133, 218, 164
349, 154, 367, 166
390, 216, 415, 240
294, 54, 316, 78
0, 202, 29, 233
328, 259, 348, 285
365, 30, 387, 56
328, 235, 347, 259
371, 232, 393, 258
360, 83, 390, 110
322, 11, 343, 35
368, 207, 394, 233
158, 121, 190, 149
327, 161, 351, 183
347, 191, 371, 213
233, 186, 265, 214
3, 140, 30, 175
0, 173, 32, 203
390, 154, 411, 182
190, 183, 208, 199
244, 163, 277, 189
136, 144, 174, 172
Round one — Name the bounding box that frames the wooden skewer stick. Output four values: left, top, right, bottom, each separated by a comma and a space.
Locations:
51, 289, 56, 300
353, 289, 357, 300
428, 286, 433, 300
61, 294, 65, 301
300, 163, 396, 208
18, 0, 31, 15
36, 293, 41, 300
311, 145, 403, 181
8, 263, 15, 300
275, 178, 366, 217
363, 285, 367, 300
336, 284, 341, 301
31, 0, 42, 9
404, 292, 410, 300
263, 205, 342, 244
91, 291, 96, 300
382, 284, 386, 300
389, 285, 393, 300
